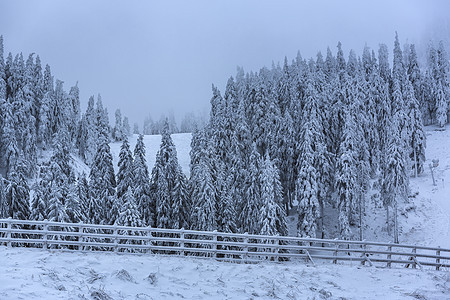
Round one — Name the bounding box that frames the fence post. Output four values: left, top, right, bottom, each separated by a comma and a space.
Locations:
243, 232, 249, 262
180, 228, 185, 256
213, 230, 218, 259
412, 248, 417, 269
43, 219, 48, 250
333, 243, 338, 264
78, 221, 84, 251
113, 224, 118, 253
6, 217, 12, 248
147, 226, 152, 254
387, 246, 392, 268
436, 246, 441, 271
274, 235, 279, 262
361, 242, 367, 266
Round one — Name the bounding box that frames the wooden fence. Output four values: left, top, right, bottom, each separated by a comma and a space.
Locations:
0, 218, 449, 271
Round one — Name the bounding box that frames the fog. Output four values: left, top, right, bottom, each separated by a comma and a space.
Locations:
1, 0, 449, 126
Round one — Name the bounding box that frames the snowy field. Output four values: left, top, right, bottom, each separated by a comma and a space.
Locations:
0, 246, 448, 300
12, 128, 450, 299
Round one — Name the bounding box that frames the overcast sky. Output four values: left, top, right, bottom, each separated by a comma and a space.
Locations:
1, 0, 449, 126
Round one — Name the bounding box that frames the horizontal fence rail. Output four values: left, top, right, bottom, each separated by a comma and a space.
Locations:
0, 218, 449, 271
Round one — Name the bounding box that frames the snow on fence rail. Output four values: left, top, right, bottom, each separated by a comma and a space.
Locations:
0, 218, 449, 271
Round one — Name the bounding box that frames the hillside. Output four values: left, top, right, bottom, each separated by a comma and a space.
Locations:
112, 129, 449, 248
2, 124, 450, 300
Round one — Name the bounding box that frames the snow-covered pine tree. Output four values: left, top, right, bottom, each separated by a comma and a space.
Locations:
89, 130, 116, 224
133, 123, 139, 135
123, 116, 131, 137
133, 134, 153, 226
406, 44, 422, 109
189, 128, 218, 231
2, 104, 19, 175
378, 44, 391, 83
67, 83, 80, 143
392, 32, 405, 84
116, 138, 134, 199
239, 145, 261, 234
296, 82, 323, 238
259, 152, 286, 236
113, 108, 124, 142
151, 119, 188, 229
335, 110, 358, 240
5, 161, 30, 220
381, 114, 408, 244
216, 173, 237, 233
115, 187, 143, 244
46, 130, 79, 223
404, 80, 426, 176
436, 81, 447, 128
31, 165, 50, 221
77, 96, 97, 164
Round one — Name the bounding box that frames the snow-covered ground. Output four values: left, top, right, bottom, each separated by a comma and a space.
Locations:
356, 125, 450, 248
0, 246, 448, 300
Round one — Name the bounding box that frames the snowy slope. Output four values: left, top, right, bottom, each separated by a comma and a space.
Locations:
97, 130, 450, 249
109, 133, 192, 177
401, 126, 450, 248
0, 246, 448, 300
361, 125, 450, 248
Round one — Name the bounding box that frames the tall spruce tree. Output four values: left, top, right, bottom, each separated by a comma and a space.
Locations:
151, 119, 189, 229
133, 134, 153, 226
89, 131, 116, 224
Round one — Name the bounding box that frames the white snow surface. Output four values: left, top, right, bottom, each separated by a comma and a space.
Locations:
0, 246, 448, 300
110, 133, 192, 177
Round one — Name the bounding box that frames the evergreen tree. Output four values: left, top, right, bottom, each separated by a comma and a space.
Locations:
133, 134, 153, 226
404, 80, 426, 176
133, 123, 140, 135
116, 187, 142, 227
436, 81, 447, 128
239, 145, 261, 234
190, 129, 218, 231
335, 111, 358, 240
381, 115, 408, 243
259, 153, 286, 236
46, 130, 79, 223
151, 119, 188, 229
89, 132, 116, 224
31, 165, 50, 221
123, 116, 131, 137
116, 138, 134, 199
113, 108, 124, 141
5, 161, 30, 220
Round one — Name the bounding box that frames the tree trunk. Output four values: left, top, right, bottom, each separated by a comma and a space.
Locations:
414, 147, 418, 178
386, 206, 390, 235
359, 193, 363, 241
320, 195, 324, 239
394, 199, 399, 244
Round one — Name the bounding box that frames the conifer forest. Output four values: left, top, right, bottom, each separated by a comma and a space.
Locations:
0, 33, 449, 244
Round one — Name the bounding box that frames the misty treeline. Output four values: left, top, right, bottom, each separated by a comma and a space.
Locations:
137, 111, 207, 136
0, 34, 448, 242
